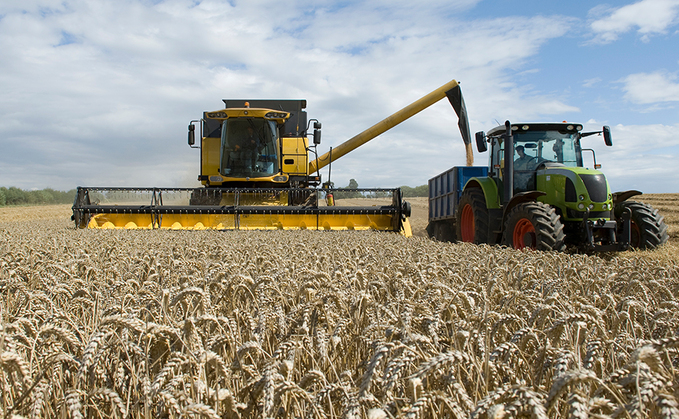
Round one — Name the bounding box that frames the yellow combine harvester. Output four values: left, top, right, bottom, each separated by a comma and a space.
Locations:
72, 79, 472, 234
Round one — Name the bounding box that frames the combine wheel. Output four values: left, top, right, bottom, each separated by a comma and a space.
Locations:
615, 201, 668, 249
503, 201, 565, 251
456, 188, 489, 244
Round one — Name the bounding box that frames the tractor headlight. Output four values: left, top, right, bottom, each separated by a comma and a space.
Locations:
578, 203, 585, 210
272, 176, 288, 182
579, 194, 586, 201
588, 204, 594, 210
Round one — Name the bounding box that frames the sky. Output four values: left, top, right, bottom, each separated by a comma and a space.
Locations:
1, 0, 679, 193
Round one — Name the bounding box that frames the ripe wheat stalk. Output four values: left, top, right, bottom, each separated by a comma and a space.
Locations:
0, 214, 677, 418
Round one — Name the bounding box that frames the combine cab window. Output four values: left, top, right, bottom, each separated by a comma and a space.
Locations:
220, 118, 279, 178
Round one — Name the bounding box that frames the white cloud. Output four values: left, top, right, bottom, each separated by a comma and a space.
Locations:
583, 77, 602, 88
0, 0, 607, 191
581, 122, 679, 192
621, 71, 679, 104
589, 0, 679, 43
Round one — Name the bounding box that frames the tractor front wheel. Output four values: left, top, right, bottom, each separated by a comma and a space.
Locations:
503, 202, 565, 251
456, 188, 489, 244
615, 201, 668, 249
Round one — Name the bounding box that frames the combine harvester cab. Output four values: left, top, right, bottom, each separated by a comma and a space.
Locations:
73, 79, 473, 235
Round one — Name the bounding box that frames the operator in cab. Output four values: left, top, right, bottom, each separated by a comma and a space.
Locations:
514, 145, 534, 193
514, 145, 533, 170
232, 126, 259, 173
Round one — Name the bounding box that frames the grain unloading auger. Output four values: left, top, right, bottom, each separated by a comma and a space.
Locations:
73, 79, 472, 233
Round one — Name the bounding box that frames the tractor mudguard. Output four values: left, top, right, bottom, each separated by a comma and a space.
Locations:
463, 177, 501, 209
612, 190, 642, 204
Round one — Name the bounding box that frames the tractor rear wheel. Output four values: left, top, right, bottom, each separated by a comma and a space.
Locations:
456, 188, 489, 244
503, 201, 565, 251
615, 201, 668, 249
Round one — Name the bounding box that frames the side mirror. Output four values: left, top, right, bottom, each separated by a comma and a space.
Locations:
188, 124, 195, 146
475, 131, 487, 153
313, 121, 322, 145
603, 125, 612, 146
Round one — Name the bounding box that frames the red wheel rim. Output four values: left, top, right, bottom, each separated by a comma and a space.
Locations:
460, 204, 475, 242
513, 218, 536, 249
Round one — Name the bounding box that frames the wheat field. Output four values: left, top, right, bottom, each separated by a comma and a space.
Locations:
1, 198, 678, 418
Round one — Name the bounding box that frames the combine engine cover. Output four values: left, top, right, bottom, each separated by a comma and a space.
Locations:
72, 186, 412, 235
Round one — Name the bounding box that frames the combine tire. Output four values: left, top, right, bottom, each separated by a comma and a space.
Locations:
615, 201, 668, 249
426, 221, 456, 242
503, 201, 565, 251
456, 188, 489, 244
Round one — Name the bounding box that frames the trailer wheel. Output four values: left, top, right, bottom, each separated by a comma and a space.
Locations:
503, 202, 565, 251
456, 188, 488, 244
427, 221, 456, 242
615, 201, 668, 249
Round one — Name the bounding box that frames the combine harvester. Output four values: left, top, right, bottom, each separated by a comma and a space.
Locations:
73, 79, 472, 234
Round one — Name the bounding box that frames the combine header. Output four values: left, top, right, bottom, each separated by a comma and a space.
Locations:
72, 186, 410, 232
73, 79, 472, 234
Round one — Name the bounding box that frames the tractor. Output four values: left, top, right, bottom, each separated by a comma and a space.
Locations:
427, 121, 668, 251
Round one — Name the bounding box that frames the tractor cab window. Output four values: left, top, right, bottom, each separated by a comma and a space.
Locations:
220, 118, 279, 178
513, 131, 580, 168
511, 130, 581, 192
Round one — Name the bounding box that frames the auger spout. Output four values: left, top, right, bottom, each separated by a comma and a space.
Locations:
309, 79, 473, 174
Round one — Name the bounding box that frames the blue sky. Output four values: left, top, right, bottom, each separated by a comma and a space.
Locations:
1, 0, 678, 193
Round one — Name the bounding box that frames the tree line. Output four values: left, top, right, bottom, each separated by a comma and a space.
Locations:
329, 179, 428, 199
0, 181, 428, 207
0, 187, 76, 207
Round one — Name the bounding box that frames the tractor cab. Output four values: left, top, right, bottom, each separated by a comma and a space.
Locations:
486, 123, 589, 195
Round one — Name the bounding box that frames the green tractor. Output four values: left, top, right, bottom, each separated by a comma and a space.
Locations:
427, 121, 668, 251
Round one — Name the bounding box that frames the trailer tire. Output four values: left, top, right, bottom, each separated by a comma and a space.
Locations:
456, 188, 489, 244
503, 201, 565, 251
615, 201, 668, 249
427, 221, 456, 242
